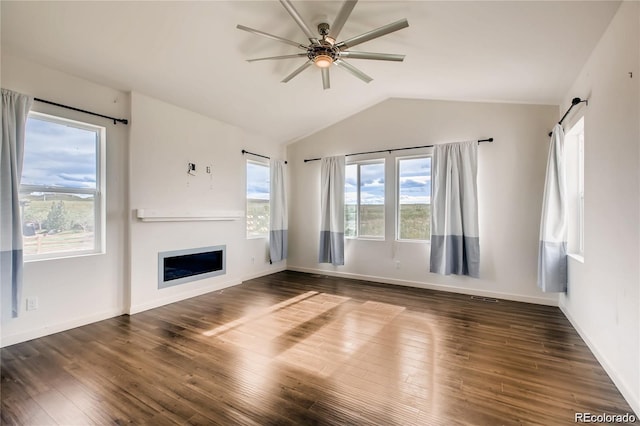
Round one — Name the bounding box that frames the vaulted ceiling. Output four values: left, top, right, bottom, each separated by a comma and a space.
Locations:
1, 1, 620, 143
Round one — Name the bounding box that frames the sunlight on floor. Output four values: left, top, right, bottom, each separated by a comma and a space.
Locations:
204, 290, 414, 379
277, 300, 406, 377
202, 291, 322, 337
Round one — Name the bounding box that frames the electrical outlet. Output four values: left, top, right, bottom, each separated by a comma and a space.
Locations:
26, 297, 38, 311
395, 261, 400, 270
206, 165, 211, 174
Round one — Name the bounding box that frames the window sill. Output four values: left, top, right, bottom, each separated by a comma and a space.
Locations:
568, 253, 584, 264
25, 250, 105, 263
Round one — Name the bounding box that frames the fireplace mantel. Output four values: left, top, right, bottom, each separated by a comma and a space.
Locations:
136, 209, 244, 222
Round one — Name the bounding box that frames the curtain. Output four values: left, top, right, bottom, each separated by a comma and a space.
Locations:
269, 159, 288, 262
1, 88, 33, 317
319, 156, 345, 266
538, 124, 567, 292
430, 141, 480, 278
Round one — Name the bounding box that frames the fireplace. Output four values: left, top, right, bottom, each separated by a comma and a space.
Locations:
158, 245, 225, 289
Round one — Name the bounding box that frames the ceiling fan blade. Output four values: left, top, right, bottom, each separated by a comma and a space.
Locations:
236, 25, 307, 50
281, 60, 313, 83
247, 53, 308, 62
336, 19, 409, 49
338, 51, 405, 61
321, 68, 330, 90
279, 0, 320, 45
335, 59, 372, 83
328, 0, 358, 42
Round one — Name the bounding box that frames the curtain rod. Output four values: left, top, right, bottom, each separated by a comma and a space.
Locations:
303, 138, 493, 163
241, 149, 287, 164
34, 98, 129, 125
548, 97, 588, 136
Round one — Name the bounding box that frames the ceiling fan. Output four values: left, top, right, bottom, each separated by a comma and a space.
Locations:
237, 0, 409, 90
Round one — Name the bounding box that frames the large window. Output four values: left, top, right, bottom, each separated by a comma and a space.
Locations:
20, 112, 105, 259
397, 156, 432, 241
345, 160, 385, 238
246, 160, 270, 238
566, 117, 584, 257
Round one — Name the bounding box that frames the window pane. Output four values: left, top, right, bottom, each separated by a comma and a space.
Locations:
565, 117, 584, 255
345, 164, 357, 237
398, 157, 431, 240
246, 161, 270, 237
359, 162, 384, 237
20, 192, 95, 256
23, 117, 97, 189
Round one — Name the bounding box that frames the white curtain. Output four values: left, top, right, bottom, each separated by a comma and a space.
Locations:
269, 159, 287, 262
430, 141, 480, 278
319, 156, 345, 266
538, 124, 567, 292
1, 88, 33, 317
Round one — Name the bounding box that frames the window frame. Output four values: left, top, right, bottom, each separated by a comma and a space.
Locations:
577, 126, 585, 256
565, 116, 585, 258
345, 158, 385, 240
395, 154, 432, 243
20, 111, 106, 261
245, 159, 270, 239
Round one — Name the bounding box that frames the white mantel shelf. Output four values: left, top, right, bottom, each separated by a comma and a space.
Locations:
136, 209, 244, 222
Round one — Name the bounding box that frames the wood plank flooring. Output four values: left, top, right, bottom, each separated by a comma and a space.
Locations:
1, 271, 637, 425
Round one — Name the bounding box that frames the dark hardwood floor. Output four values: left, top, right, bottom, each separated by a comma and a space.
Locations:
1, 271, 637, 425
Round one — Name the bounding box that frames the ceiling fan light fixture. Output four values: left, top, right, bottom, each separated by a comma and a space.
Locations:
314, 54, 333, 68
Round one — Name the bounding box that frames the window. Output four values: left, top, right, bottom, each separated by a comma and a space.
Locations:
345, 160, 385, 238
20, 112, 105, 259
246, 160, 270, 238
565, 117, 584, 257
397, 156, 432, 241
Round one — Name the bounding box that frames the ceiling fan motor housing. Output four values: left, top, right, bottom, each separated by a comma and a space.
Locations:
307, 23, 339, 62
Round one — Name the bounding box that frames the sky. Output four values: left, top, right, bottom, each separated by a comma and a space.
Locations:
248, 157, 431, 204
246, 161, 270, 200
22, 116, 97, 189
346, 158, 431, 205
25, 116, 430, 204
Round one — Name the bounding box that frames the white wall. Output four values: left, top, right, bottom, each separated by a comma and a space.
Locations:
128, 92, 284, 314
1, 54, 130, 346
287, 98, 558, 305
559, 1, 640, 414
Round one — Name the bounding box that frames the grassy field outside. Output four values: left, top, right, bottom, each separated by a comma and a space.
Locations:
247, 199, 269, 237
20, 193, 95, 255
346, 204, 430, 240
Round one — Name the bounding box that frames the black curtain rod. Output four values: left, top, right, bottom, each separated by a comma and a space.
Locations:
34, 98, 129, 125
303, 138, 493, 163
548, 97, 588, 136
242, 149, 287, 164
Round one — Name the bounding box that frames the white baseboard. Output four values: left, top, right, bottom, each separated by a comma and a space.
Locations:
1, 308, 126, 348
286, 266, 558, 306
128, 277, 242, 315
1, 269, 286, 348
130, 267, 289, 315
559, 302, 640, 416
242, 265, 287, 282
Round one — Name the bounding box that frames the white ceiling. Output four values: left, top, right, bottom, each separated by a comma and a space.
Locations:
1, 1, 620, 143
